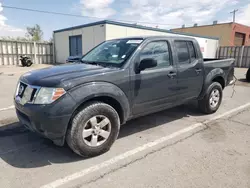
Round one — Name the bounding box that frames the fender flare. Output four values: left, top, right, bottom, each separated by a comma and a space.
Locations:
199, 68, 225, 99
69, 82, 131, 123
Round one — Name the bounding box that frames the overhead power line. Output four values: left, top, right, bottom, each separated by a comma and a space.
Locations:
2, 5, 181, 27
2, 5, 98, 19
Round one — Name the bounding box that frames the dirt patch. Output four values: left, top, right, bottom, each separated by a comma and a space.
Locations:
223, 149, 242, 156
201, 122, 226, 143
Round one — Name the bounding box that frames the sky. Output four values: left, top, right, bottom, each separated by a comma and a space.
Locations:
0, 0, 250, 40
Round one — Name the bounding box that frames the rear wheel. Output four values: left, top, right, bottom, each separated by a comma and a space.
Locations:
246, 68, 250, 82
198, 82, 223, 114
66, 102, 120, 157
26, 60, 33, 67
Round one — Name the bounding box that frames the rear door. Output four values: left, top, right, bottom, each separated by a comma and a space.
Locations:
131, 40, 178, 115
174, 40, 204, 101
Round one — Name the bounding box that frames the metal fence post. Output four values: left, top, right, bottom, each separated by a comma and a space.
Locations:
52, 43, 55, 64
0, 41, 4, 65
15, 41, 19, 66
6, 41, 10, 65
239, 46, 245, 68
216, 47, 221, 58
34, 42, 37, 64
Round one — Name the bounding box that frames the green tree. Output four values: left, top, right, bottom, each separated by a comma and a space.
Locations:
26, 24, 43, 41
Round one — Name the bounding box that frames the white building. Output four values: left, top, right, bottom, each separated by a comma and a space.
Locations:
54, 20, 219, 63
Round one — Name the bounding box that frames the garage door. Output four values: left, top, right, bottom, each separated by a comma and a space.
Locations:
69, 35, 82, 56
234, 32, 245, 46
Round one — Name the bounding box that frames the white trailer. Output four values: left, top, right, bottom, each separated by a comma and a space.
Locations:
54, 20, 219, 63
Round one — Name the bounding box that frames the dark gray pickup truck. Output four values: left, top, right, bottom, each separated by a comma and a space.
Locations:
14, 36, 234, 157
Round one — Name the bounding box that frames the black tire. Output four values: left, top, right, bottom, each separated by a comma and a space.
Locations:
26, 60, 33, 67
246, 68, 250, 82
198, 82, 223, 114
66, 102, 120, 157
21, 60, 26, 67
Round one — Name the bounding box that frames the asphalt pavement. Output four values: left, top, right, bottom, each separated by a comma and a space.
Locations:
83, 111, 250, 188
0, 66, 249, 188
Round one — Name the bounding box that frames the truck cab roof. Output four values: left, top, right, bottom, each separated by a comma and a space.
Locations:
110, 36, 196, 41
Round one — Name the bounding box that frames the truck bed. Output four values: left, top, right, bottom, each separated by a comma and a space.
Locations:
203, 58, 235, 86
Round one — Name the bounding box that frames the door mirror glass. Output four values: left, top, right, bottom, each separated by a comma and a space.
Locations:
139, 58, 157, 71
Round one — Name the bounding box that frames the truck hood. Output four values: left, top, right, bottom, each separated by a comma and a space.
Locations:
20, 63, 117, 88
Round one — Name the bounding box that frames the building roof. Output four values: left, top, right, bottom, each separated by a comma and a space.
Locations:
54, 20, 219, 40
172, 22, 234, 30
172, 22, 250, 30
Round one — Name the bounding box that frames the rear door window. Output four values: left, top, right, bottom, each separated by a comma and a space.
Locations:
175, 41, 190, 64
187, 42, 197, 62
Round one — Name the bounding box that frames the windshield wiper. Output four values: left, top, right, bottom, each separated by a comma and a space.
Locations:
80, 60, 119, 68
80, 60, 103, 66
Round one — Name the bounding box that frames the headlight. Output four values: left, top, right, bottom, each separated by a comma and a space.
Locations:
34, 87, 66, 104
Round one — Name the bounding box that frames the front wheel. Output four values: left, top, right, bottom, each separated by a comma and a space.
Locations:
198, 82, 223, 114
66, 102, 120, 157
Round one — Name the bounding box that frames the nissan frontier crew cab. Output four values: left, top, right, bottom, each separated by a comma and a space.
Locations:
14, 36, 235, 157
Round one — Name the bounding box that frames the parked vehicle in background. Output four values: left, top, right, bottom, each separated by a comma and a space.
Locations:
246, 68, 250, 82
66, 55, 83, 63
20, 55, 33, 67
14, 36, 235, 157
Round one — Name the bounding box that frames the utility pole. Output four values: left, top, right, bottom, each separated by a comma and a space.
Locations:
230, 9, 238, 22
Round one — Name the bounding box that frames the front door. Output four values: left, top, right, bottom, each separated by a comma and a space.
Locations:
131, 40, 178, 115
69, 35, 82, 56
174, 40, 204, 102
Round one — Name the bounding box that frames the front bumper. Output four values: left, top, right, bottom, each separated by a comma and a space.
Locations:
14, 93, 76, 146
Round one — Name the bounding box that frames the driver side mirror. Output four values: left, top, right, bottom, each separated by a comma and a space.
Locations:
138, 58, 157, 72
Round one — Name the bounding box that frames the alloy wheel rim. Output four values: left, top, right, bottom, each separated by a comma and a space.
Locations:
82, 115, 111, 147
209, 89, 220, 108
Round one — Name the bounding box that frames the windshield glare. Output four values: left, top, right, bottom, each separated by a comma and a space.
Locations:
82, 39, 143, 67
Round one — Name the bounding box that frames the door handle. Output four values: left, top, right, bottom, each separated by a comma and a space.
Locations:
195, 68, 202, 74
167, 72, 177, 79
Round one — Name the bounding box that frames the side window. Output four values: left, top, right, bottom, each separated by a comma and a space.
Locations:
175, 41, 190, 64
187, 42, 197, 62
140, 41, 171, 70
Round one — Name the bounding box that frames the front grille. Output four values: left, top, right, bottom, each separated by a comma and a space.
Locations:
16, 82, 40, 104
18, 82, 28, 97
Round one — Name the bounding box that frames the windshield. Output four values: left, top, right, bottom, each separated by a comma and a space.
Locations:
82, 39, 143, 67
